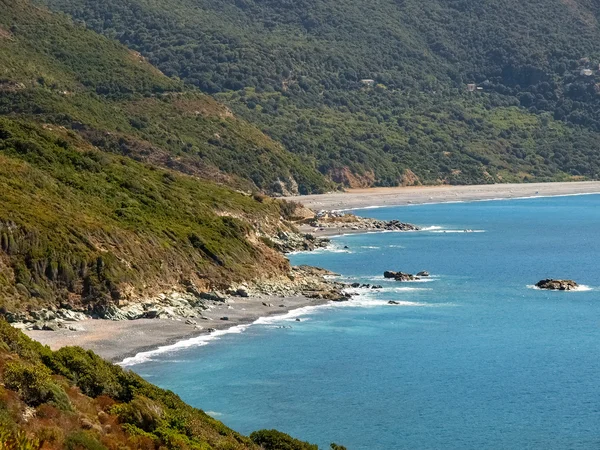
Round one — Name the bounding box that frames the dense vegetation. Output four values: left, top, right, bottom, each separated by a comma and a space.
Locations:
37, 0, 600, 185
0, 0, 332, 195
0, 320, 330, 449
0, 116, 295, 313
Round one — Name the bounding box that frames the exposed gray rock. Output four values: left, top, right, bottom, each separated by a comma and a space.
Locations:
236, 287, 249, 297
199, 291, 227, 302
416, 271, 430, 277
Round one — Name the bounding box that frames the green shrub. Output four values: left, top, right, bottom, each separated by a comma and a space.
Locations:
64, 431, 107, 450
111, 396, 164, 432
250, 429, 318, 450
3, 361, 70, 410
0, 427, 40, 450
46, 347, 124, 399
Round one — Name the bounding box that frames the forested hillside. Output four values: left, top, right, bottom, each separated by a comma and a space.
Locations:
37, 0, 600, 185
0, 0, 332, 195
0, 0, 321, 313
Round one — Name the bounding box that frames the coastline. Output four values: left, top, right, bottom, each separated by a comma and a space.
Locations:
25, 294, 332, 364
26, 181, 600, 366
284, 181, 600, 210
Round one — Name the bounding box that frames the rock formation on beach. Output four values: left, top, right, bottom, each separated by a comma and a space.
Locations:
535, 279, 579, 291
307, 211, 420, 233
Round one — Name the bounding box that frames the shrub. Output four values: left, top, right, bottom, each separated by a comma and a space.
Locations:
111, 396, 164, 432
46, 347, 124, 399
64, 431, 107, 450
3, 361, 70, 410
250, 429, 318, 450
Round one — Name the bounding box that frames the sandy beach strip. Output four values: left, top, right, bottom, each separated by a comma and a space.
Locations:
286, 181, 600, 211
24, 294, 329, 363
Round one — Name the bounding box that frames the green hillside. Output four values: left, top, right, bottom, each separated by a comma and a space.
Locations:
0, 0, 328, 312
37, 0, 600, 185
0, 0, 331, 195
0, 116, 294, 313
0, 320, 325, 449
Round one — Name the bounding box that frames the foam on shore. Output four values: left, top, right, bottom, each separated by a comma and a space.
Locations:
120, 282, 446, 366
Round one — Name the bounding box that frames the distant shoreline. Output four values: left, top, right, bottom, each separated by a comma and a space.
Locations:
285, 181, 600, 211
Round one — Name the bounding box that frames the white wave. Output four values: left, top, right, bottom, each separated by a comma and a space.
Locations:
527, 284, 593, 292
286, 245, 352, 256
429, 229, 485, 233
387, 244, 405, 248
367, 275, 438, 283
419, 225, 444, 231
120, 303, 336, 366
360, 246, 380, 249
205, 411, 223, 417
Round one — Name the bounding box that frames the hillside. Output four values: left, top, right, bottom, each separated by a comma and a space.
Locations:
0, 0, 330, 314
0, 0, 332, 195
37, 0, 600, 186
0, 320, 325, 449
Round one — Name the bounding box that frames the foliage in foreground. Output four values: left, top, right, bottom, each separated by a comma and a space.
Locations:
0, 320, 332, 449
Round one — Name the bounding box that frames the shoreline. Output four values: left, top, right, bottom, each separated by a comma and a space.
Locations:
25, 294, 332, 364
284, 181, 600, 210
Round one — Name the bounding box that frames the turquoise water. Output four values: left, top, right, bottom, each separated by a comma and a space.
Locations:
131, 195, 600, 449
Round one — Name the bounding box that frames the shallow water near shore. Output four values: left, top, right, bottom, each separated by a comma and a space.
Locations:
132, 195, 600, 449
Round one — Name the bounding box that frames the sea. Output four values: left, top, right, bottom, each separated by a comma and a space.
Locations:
128, 194, 600, 449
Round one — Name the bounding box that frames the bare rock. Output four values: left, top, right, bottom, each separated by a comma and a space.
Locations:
535, 279, 579, 291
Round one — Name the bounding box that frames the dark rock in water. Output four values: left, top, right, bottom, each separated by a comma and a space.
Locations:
416, 271, 430, 277
535, 279, 579, 291
371, 285, 383, 289
383, 271, 397, 279
360, 284, 371, 288
351, 282, 361, 288
388, 300, 400, 305
295, 318, 301, 322
343, 245, 349, 249
388, 271, 419, 282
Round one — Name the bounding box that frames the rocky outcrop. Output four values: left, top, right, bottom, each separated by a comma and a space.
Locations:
535, 279, 579, 291
416, 271, 430, 277
262, 230, 329, 253
383, 271, 420, 281
9, 265, 351, 331
307, 211, 420, 233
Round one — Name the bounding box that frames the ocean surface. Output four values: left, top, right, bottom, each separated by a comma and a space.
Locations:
130, 195, 600, 449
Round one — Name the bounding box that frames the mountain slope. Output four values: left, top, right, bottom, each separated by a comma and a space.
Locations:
0, 0, 332, 195
37, 0, 600, 185
0, 117, 293, 313
0, 0, 326, 313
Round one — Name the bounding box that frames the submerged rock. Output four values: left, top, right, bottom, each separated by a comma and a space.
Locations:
535, 279, 579, 291
416, 271, 430, 277
388, 300, 400, 305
